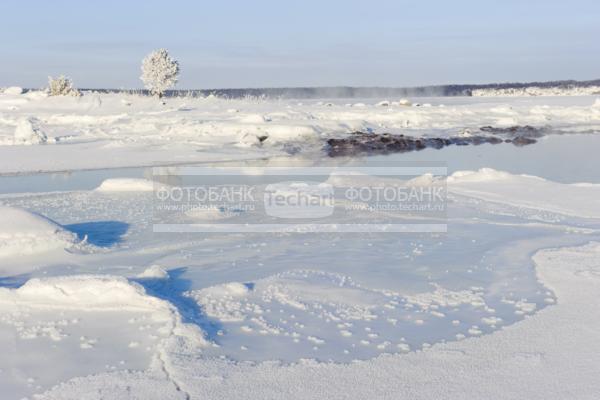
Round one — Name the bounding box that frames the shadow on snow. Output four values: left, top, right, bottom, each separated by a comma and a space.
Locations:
133, 267, 223, 343
64, 221, 130, 247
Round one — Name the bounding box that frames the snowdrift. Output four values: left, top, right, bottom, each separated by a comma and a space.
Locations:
95, 178, 155, 192
0, 273, 209, 398
0, 274, 170, 311
0, 273, 208, 348
448, 168, 600, 218
0, 206, 78, 258
2, 87, 23, 95
13, 117, 48, 145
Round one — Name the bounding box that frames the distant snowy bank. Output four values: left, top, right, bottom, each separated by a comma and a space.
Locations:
473, 85, 600, 97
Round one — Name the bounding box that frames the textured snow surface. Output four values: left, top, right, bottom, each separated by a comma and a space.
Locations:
0, 274, 207, 398
32, 242, 600, 400
188, 270, 495, 362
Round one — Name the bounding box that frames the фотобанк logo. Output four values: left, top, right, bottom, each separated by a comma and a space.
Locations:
264, 181, 334, 218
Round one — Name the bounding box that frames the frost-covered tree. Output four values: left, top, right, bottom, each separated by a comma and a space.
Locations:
48, 75, 81, 96
140, 49, 179, 98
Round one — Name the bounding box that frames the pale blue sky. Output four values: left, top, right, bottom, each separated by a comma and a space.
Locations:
1, 0, 599, 89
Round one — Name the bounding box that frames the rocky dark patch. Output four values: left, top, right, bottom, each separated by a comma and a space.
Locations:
480, 125, 545, 147
326, 126, 543, 157
506, 136, 538, 146
479, 125, 545, 138
327, 132, 501, 157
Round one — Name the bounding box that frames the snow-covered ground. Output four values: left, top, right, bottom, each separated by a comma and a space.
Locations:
1, 91, 600, 174
1, 92, 600, 399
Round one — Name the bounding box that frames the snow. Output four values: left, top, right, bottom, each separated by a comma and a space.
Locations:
13, 117, 48, 145
448, 168, 600, 218
95, 178, 155, 192
3, 87, 23, 95
0, 274, 207, 398
0, 206, 78, 259
137, 265, 169, 279
1, 94, 600, 399
0, 275, 169, 311
34, 242, 600, 400
187, 270, 494, 362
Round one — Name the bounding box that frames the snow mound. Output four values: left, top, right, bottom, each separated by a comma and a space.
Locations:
0, 274, 208, 398
3, 86, 23, 95
137, 265, 169, 279
406, 173, 444, 186
198, 282, 250, 298
95, 178, 155, 192
0, 206, 78, 258
0, 275, 170, 311
447, 168, 516, 183
14, 117, 48, 145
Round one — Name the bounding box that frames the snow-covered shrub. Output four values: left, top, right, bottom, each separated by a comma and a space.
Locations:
140, 49, 179, 98
47, 75, 81, 97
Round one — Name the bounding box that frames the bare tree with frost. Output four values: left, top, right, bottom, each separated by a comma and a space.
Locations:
140, 49, 180, 98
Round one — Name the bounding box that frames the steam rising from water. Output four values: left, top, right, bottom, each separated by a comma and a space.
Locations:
68, 78, 600, 99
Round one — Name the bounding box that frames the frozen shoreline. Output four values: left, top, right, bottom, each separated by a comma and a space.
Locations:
1, 92, 599, 175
